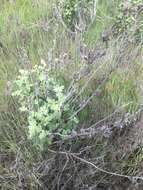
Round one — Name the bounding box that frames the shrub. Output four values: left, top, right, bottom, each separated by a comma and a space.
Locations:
62, 0, 77, 29
61, 0, 93, 30
12, 60, 78, 149
113, 0, 143, 39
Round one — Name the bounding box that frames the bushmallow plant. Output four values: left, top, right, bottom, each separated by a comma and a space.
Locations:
12, 60, 78, 149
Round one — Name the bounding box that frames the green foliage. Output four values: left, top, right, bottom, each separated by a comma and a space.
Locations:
114, 0, 143, 38
62, 0, 93, 30
12, 61, 78, 149
62, 0, 77, 29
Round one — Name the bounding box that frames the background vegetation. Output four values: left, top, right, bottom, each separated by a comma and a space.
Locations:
0, 0, 143, 189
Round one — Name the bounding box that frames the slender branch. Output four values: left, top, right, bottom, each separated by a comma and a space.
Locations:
48, 149, 143, 181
